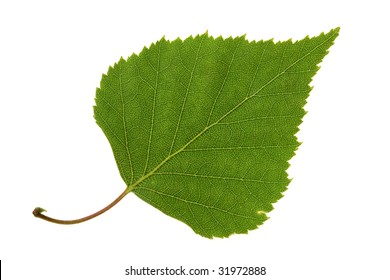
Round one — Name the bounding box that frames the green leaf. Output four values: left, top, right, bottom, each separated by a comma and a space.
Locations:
94, 29, 339, 238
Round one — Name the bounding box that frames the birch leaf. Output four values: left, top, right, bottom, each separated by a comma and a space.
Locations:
34, 28, 339, 238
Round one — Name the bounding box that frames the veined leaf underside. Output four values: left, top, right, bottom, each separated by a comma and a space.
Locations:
33, 29, 338, 238
92, 29, 339, 237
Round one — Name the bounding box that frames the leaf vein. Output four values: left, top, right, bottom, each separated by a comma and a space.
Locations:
206, 38, 241, 125
119, 62, 134, 184
183, 144, 298, 152
154, 172, 284, 184
169, 36, 205, 154
143, 44, 161, 175
136, 186, 262, 220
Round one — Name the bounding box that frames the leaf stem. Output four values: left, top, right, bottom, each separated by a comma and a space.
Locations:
33, 187, 132, 225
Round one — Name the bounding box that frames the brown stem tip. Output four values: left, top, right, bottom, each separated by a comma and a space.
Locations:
33, 207, 46, 217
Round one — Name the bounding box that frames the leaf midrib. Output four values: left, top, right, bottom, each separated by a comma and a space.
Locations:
126, 32, 337, 193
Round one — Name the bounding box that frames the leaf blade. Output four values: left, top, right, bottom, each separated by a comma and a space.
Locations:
94, 28, 339, 238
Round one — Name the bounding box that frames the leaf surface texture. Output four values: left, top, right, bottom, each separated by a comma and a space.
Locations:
94, 29, 339, 238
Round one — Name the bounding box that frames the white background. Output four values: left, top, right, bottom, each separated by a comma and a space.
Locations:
1, 0, 389, 279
